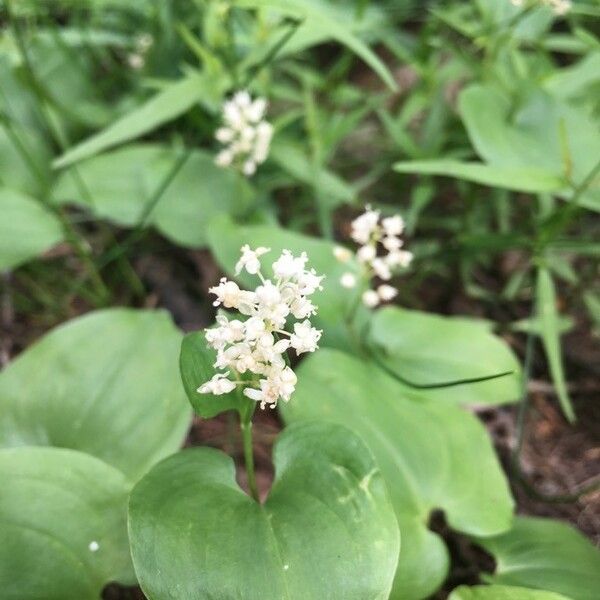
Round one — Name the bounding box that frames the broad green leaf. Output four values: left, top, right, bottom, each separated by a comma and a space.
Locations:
536, 267, 575, 422
450, 584, 571, 600
394, 160, 565, 193
458, 84, 600, 211
0, 446, 135, 600
237, 0, 397, 91
476, 516, 600, 600
0, 125, 52, 197
53, 75, 212, 168
180, 331, 244, 418
270, 138, 356, 208
52, 144, 254, 248
128, 421, 400, 599
207, 214, 367, 349
0, 188, 63, 271
368, 307, 521, 406
281, 349, 514, 600
0, 308, 191, 481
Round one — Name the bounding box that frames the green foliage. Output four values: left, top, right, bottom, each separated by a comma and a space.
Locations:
0, 309, 191, 481
180, 331, 244, 418
281, 349, 514, 600
0, 188, 62, 271
0, 447, 135, 600
536, 267, 575, 421
449, 585, 571, 600
129, 421, 400, 600
368, 306, 521, 405
476, 517, 600, 600
53, 74, 225, 169
53, 144, 255, 248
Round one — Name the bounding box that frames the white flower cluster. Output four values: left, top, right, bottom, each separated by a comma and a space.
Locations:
214, 90, 274, 177
197, 246, 324, 409
334, 206, 413, 308
510, 0, 571, 15
127, 33, 153, 70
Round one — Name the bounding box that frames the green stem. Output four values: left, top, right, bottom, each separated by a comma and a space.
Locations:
239, 401, 259, 502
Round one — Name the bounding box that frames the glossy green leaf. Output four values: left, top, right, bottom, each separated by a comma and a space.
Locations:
0, 308, 191, 481
281, 349, 514, 600
207, 214, 366, 348
536, 267, 575, 422
0, 188, 63, 271
0, 446, 135, 600
237, 0, 397, 91
52, 144, 254, 248
53, 75, 211, 168
394, 160, 565, 193
459, 84, 600, 211
368, 307, 521, 406
128, 421, 400, 600
180, 331, 244, 418
450, 584, 571, 600
476, 516, 600, 600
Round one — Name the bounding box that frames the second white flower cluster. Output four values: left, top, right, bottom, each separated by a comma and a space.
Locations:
335, 206, 413, 308
215, 90, 274, 177
198, 246, 324, 409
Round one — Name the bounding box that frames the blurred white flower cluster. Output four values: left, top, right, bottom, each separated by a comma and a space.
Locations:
198, 246, 323, 409
127, 33, 153, 70
510, 0, 571, 15
334, 206, 413, 308
214, 91, 274, 177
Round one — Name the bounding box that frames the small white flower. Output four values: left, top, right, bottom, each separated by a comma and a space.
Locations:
382, 215, 404, 237
215, 149, 234, 167
235, 245, 270, 275
88, 541, 100, 552
244, 378, 280, 409
371, 258, 392, 281
340, 272, 357, 288
290, 296, 316, 319
362, 290, 380, 308
296, 269, 324, 295
333, 246, 352, 262
290, 320, 322, 354
386, 250, 413, 269
382, 236, 403, 252
357, 244, 376, 264
272, 250, 308, 280
198, 373, 237, 395
215, 127, 235, 143
351, 206, 380, 245
377, 284, 398, 302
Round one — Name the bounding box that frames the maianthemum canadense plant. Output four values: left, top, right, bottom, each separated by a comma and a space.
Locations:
2, 1, 600, 599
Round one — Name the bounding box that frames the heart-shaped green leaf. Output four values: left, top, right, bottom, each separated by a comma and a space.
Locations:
207, 214, 367, 349
128, 421, 400, 600
281, 349, 514, 600
52, 144, 254, 248
0, 308, 191, 482
0, 188, 63, 271
475, 516, 600, 600
0, 446, 134, 600
449, 585, 571, 600
180, 331, 245, 418
368, 306, 521, 406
